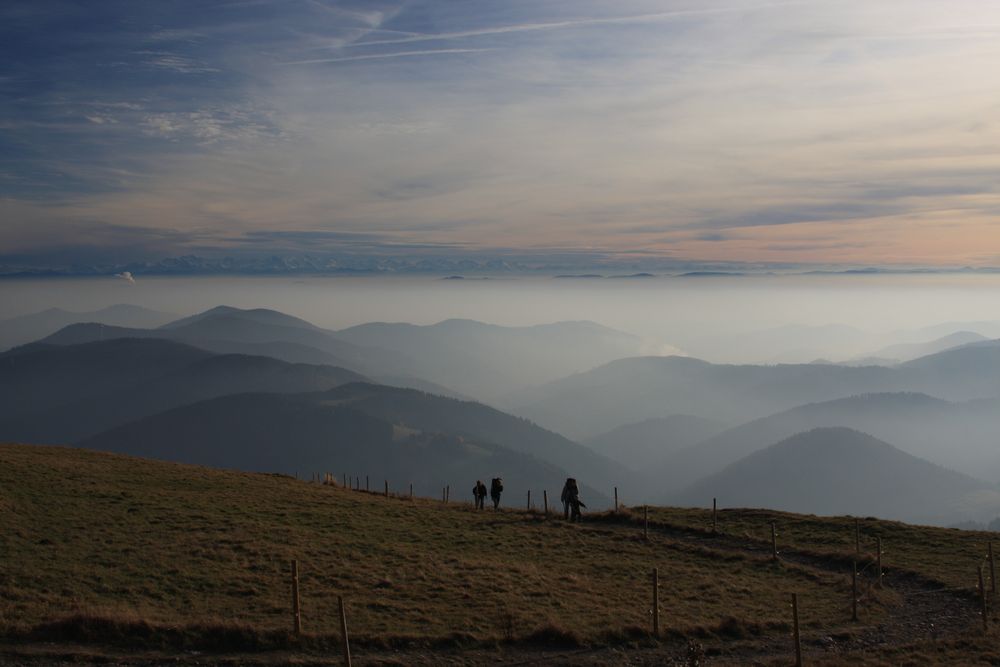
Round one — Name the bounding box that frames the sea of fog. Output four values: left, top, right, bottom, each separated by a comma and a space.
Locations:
3, 273, 1000, 364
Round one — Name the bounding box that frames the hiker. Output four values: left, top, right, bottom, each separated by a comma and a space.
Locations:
560, 478, 577, 519
472, 480, 488, 510
561, 478, 585, 521
490, 477, 503, 510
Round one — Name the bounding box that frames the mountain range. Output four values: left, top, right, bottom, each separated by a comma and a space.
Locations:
0, 304, 175, 351
8, 303, 1000, 525
510, 343, 1000, 440
35, 305, 644, 401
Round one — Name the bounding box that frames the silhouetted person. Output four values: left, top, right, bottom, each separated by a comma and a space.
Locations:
490, 477, 503, 510
561, 478, 584, 521
473, 480, 488, 509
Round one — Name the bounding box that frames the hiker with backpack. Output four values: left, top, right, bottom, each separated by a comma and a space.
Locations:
490, 477, 503, 510
561, 477, 586, 521
472, 480, 488, 510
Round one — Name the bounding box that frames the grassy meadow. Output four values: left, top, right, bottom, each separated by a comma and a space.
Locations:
2, 443, 997, 664
644, 505, 997, 591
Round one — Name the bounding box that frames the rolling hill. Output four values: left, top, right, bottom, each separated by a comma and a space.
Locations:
0, 304, 175, 351
675, 427, 1000, 525
329, 318, 644, 401
510, 344, 1000, 440
74, 382, 627, 506
509, 355, 897, 439
38, 305, 411, 379
0, 338, 366, 444
77, 392, 581, 503
312, 383, 630, 504
582, 415, 726, 472
38, 307, 644, 402
854, 331, 989, 364
655, 392, 1000, 489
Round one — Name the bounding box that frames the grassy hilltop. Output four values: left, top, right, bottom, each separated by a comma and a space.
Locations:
3, 443, 1000, 665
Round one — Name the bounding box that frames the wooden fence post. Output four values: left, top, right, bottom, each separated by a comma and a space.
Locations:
855, 518, 860, 555
990, 541, 997, 595
876, 536, 883, 588
851, 559, 858, 622
980, 566, 989, 632
614, 486, 618, 512
791, 593, 802, 667
291, 559, 302, 636
644, 505, 649, 540
384, 480, 389, 498
543, 490, 548, 516
338, 595, 352, 667
446, 485, 450, 503
652, 567, 660, 638
409, 483, 413, 499
343, 473, 346, 487
771, 521, 778, 561
712, 497, 717, 533
366, 475, 369, 492
527, 490, 531, 511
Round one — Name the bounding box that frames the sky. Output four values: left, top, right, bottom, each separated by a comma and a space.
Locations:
3, 0, 1000, 272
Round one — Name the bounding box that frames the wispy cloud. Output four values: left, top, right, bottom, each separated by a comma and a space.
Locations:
281, 48, 494, 65
338, 4, 808, 48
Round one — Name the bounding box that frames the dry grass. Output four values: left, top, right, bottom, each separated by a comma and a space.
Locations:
640, 505, 998, 590
0, 443, 881, 653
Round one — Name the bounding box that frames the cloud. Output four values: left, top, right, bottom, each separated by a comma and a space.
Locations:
5, 0, 1000, 267
281, 48, 494, 65
114, 271, 136, 284
134, 51, 221, 74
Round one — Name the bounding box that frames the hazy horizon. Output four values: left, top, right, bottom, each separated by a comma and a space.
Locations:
5, 272, 1000, 364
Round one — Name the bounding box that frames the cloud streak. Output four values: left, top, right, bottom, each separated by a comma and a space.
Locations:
281, 48, 494, 65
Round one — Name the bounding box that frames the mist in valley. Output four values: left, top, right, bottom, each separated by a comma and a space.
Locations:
4, 272, 1000, 527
